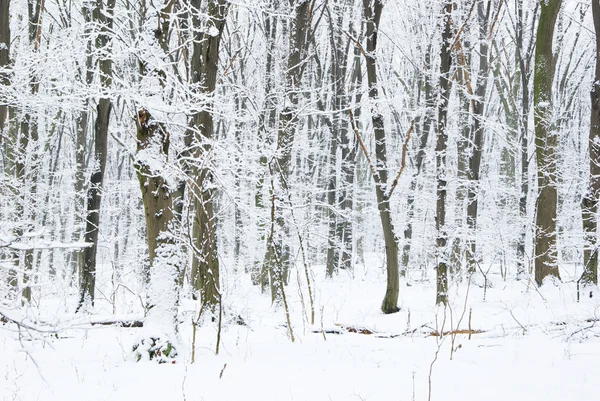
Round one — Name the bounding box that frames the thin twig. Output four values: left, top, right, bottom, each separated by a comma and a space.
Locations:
488, 0, 505, 40
348, 109, 379, 183
450, 0, 477, 52
343, 30, 369, 59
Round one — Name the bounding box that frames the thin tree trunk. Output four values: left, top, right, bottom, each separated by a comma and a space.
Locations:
0, 0, 10, 135
361, 0, 399, 314
580, 0, 600, 287
436, 0, 453, 305
19, 0, 44, 304
326, 3, 352, 276
403, 46, 433, 275
77, 0, 116, 311
254, 8, 277, 286
465, 0, 492, 274
72, 9, 94, 285
188, 0, 228, 311
264, 0, 310, 302
451, 66, 470, 275
533, 0, 562, 286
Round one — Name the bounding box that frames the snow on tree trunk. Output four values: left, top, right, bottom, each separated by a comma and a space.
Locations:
533, 0, 562, 286
435, 0, 453, 306
132, 109, 182, 363
581, 0, 600, 288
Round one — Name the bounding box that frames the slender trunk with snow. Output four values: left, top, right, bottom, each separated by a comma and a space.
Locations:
263, 0, 310, 302
0, 0, 10, 134
188, 0, 228, 310
465, 0, 492, 274
362, 0, 400, 314
533, 0, 562, 286
580, 0, 600, 287
436, 0, 453, 305
77, 0, 116, 311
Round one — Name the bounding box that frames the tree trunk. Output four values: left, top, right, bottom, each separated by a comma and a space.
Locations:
581, 0, 600, 287
72, 3, 95, 286
451, 65, 471, 275
436, 1, 453, 305
465, 0, 492, 274
516, 0, 536, 279
403, 45, 433, 275
361, 0, 399, 314
188, 0, 228, 311
533, 0, 562, 286
326, 4, 352, 276
253, 7, 277, 285
263, 0, 310, 301
132, 109, 181, 362
77, 0, 116, 311
18, 0, 43, 304
0, 0, 10, 134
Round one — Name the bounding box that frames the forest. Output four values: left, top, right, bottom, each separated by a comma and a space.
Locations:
1, 0, 600, 400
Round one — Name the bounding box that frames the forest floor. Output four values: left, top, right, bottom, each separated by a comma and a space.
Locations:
2, 254, 600, 401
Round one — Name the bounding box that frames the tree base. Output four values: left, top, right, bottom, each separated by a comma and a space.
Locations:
381, 300, 400, 315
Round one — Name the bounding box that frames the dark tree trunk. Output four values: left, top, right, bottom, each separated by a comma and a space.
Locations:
253, 7, 277, 286
436, 1, 453, 305
533, 0, 562, 286
77, 0, 116, 311
516, 0, 534, 279
18, 0, 43, 304
72, 4, 94, 285
188, 0, 228, 311
465, 0, 492, 274
263, 0, 310, 302
581, 0, 600, 287
450, 64, 471, 274
403, 45, 433, 275
326, 3, 352, 277
361, 0, 399, 314
0, 0, 10, 134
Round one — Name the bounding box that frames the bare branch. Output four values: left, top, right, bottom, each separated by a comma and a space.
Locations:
348, 109, 380, 183
343, 30, 369, 59
386, 121, 414, 199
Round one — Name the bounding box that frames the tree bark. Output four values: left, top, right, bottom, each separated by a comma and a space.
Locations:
465, 0, 492, 274
533, 0, 562, 286
253, 7, 277, 286
77, 0, 116, 311
16, 0, 43, 304
72, 4, 95, 285
0, 0, 10, 134
133, 109, 181, 362
516, 0, 535, 279
326, 4, 352, 276
436, 1, 453, 305
581, 0, 600, 287
403, 44, 433, 275
451, 64, 470, 274
263, 0, 310, 302
188, 0, 228, 311
361, 0, 399, 314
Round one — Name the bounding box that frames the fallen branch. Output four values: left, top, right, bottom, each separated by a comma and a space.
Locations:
90, 320, 143, 328
428, 329, 485, 337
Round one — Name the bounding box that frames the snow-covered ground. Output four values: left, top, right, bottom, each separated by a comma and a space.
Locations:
3, 255, 600, 401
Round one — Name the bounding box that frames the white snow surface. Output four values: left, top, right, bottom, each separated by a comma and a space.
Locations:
2, 255, 600, 401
